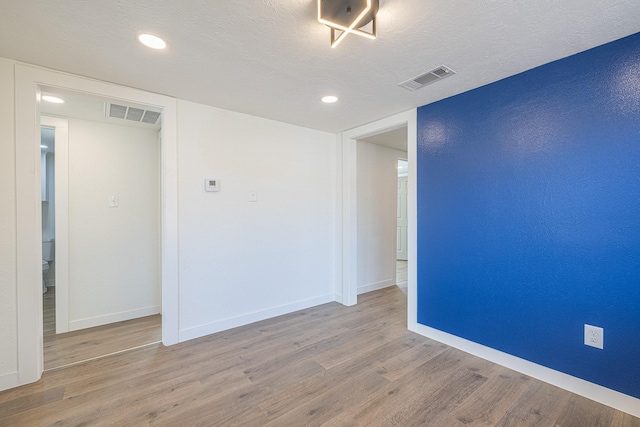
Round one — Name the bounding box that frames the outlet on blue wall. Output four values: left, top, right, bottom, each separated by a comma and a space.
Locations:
417, 32, 640, 398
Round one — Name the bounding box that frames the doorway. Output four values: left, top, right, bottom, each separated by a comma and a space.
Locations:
354, 130, 408, 296
14, 64, 179, 387
40, 89, 163, 370
339, 110, 418, 330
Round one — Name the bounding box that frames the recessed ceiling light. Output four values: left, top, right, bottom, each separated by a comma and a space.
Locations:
321, 95, 338, 104
42, 95, 65, 104
138, 34, 167, 50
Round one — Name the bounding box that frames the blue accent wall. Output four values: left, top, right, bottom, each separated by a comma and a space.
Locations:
417, 32, 640, 398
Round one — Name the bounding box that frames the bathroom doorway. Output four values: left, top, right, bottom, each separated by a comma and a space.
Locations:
40, 89, 163, 370
14, 64, 178, 386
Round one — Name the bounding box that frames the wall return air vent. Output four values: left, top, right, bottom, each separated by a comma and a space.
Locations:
105, 103, 161, 125
398, 65, 456, 91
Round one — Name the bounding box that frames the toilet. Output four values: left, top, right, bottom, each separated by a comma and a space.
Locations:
42, 239, 54, 294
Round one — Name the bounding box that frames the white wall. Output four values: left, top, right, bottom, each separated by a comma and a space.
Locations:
67, 118, 160, 330
356, 141, 407, 294
2, 59, 338, 391
0, 58, 18, 388
177, 100, 336, 340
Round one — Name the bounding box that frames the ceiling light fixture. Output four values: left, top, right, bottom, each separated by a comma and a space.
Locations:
41, 95, 65, 104
41, 145, 48, 149
318, 0, 379, 48
321, 95, 339, 103
138, 33, 167, 50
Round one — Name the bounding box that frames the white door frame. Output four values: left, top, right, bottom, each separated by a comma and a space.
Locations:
338, 110, 418, 331
396, 158, 408, 262
14, 64, 179, 387
40, 115, 71, 333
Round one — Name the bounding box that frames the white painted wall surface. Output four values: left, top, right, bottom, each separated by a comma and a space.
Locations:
176, 100, 336, 340
2, 60, 337, 390
0, 58, 18, 387
356, 141, 407, 294
67, 118, 160, 330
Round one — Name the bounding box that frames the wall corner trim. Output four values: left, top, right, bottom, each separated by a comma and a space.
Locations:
414, 323, 640, 418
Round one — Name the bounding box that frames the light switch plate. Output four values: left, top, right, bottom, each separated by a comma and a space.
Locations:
108, 194, 119, 207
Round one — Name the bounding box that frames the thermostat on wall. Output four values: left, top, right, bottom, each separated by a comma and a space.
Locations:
204, 178, 220, 192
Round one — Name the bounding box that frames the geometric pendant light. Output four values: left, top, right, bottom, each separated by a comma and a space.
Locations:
317, 0, 379, 48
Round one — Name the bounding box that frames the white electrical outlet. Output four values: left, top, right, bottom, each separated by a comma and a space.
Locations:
584, 324, 604, 349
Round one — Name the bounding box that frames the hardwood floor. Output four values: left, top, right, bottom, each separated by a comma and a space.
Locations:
2, 287, 636, 426
396, 260, 407, 290
43, 287, 162, 370
43, 286, 56, 333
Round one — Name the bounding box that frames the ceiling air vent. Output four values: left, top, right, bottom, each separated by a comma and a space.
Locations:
125, 107, 145, 122
141, 110, 161, 124
398, 65, 456, 91
106, 103, 161, 125
108, 104, 127, 119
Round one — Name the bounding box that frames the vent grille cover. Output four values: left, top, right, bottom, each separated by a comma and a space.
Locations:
126, 107, 145, 122
106, 103, 161, 125
141, 110, 161, 124
109, 104, 127, 119
398, 65, 456, 91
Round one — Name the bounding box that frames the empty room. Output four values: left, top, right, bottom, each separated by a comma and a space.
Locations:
0, 1, 639, 425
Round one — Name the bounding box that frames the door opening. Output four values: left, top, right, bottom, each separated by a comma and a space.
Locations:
339, 110, 417, 329
40, 89, 163, 370
15, 63, 178, 388
354, 125, 408, 298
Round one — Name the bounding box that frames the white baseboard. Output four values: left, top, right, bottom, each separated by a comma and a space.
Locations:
0, 371, 19, 392
414, 323, 640, 418
179, 294, 336, 342
334, 293, 343, 304
357, 279, 395, 295
68, 305, 160, 331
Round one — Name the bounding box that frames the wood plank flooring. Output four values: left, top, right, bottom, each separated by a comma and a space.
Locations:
1, 287, 636, 426
396, 260, 407, 290
43, 287, 162, 370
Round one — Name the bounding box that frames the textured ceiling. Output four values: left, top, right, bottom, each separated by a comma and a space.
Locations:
1, 0, 639, 133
